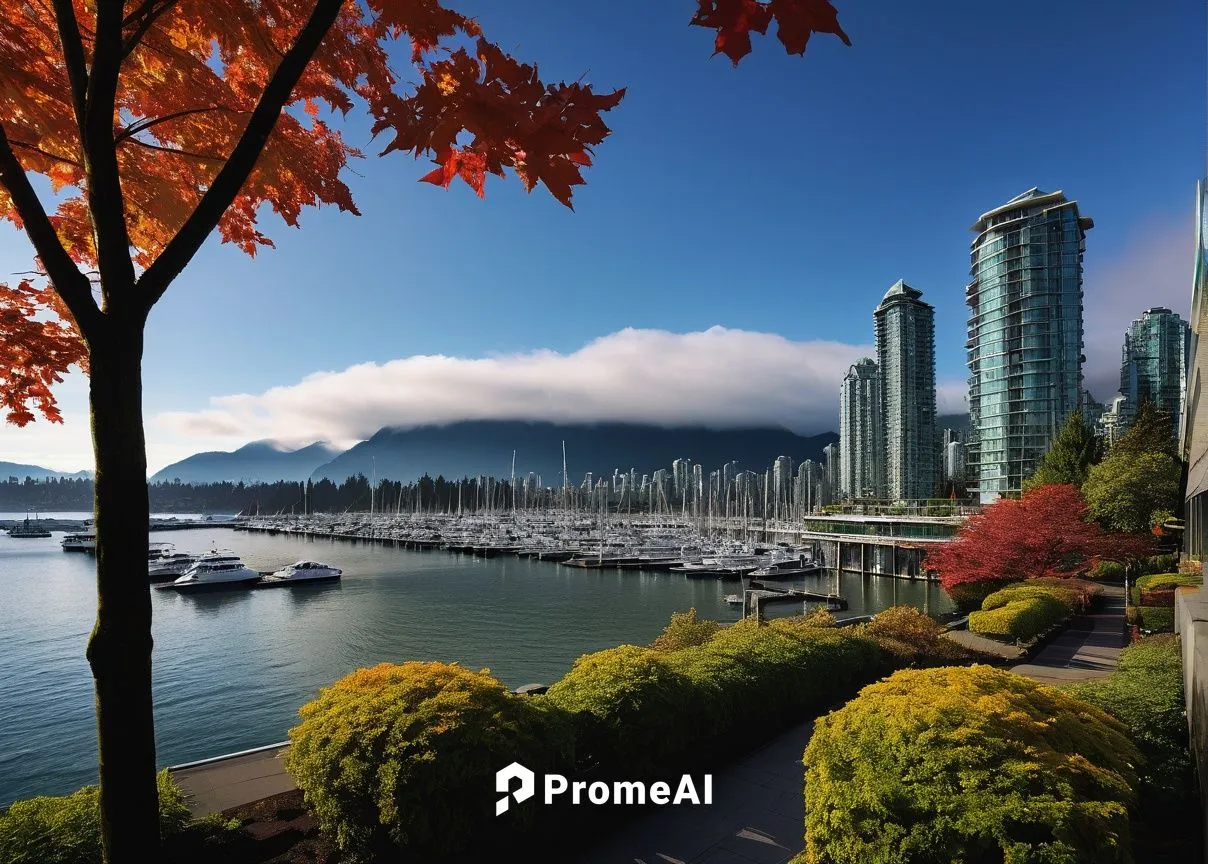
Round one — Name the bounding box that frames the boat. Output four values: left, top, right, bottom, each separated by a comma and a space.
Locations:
8, 515, 51, 538
257, 560, 342, 587
61, 531, 97, 552
749, 555, 822, 578
161, 551, 260, 592
147, 545, 198, 582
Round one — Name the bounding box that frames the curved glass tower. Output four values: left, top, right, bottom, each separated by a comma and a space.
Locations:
966, 188, 1093, 503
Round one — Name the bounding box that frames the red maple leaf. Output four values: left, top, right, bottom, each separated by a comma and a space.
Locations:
691, 0, 850, 65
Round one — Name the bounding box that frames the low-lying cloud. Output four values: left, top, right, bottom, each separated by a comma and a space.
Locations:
154, 326, 970, 447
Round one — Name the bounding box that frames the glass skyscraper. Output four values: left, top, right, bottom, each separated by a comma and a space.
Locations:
1120, 307, 1191, 437
839, 358, 884, 499
874, 279, 937, 502
966, 188, 1092, 503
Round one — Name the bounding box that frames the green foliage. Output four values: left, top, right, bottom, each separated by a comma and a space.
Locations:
544, 645, 696, 775
944, 579, 1012, 613
857, 605, 983, 669
1026, 576, 1103, 612
1084, 452, 1181, 534
1092, 560, 1127, 580
286, 661, 572, 860
1024, 410, 1102, 490
0, 770, 192, 864
968, 589, 1069, 643
1136, 572, 1201, 591
650, 607, 720, 652
802, 666, 1141, 864
1140, 555, 1182, 576
982, 582, 1079, 612
1111, 401, 1179, 461
1067, 636, 1191, 843
1127, 606, 1174, 633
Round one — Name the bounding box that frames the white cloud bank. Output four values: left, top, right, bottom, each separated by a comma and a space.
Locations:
154, 326, 971, 450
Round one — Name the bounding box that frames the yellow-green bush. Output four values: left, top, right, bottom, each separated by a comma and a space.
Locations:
0, 770, 191, 864
857, 605, 983, 669
969, 594, 1068, 643
543, 645, 697, 775
802, 666, 1141, 864
981, 582, 1078, 612
286, 661, 571, 861
650, 607, 720, 652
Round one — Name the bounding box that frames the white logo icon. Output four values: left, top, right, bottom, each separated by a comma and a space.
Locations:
495, 761, 535, 816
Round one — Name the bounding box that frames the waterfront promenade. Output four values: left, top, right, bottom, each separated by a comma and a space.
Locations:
171, 589, 1127, 861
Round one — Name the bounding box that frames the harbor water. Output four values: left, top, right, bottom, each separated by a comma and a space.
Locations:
0, 525, 952, 805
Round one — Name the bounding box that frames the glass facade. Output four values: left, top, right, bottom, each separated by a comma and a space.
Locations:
839, 358, 884, 499
875, 280, 937, 501
966, 188, 1092, 504
1182, 179, 1208, 560
1120, 307, 1191, 437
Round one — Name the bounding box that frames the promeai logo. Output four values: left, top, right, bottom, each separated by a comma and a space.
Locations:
494, 762, 712, 814
495, 762, 535, 816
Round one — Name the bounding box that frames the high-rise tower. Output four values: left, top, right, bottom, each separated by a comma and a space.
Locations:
966, 188, 1092, 503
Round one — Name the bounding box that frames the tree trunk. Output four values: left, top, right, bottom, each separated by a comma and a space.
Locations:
85, 316, 159, 863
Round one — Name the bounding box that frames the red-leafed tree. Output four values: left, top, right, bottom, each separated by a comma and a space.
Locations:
926, 484, 1150, 609
0, 1, 849, 861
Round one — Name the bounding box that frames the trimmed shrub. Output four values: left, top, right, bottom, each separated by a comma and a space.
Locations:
286, 661, 572, 861
981, 582, 1079, 613
1027, 576, 1103, 611
1092, 560, 1127, 580
0, 770, 192, 864
1067, 635, 1189, 816
1139, 607, 1174, 632
1135, 572, 1202, 607
802, 666, 1140, 864
968, 592, 1068, 643
944, 579, 1012, 613
544, 645, 697, 775
650, 607, 720, 652
858, 606, 984, 669
1142, 554, 1180, 575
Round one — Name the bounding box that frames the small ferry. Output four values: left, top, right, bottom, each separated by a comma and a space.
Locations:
257, 561, 342, 587
61, 532, 97, 552
161, 551, 260, 592
8, 515, 51, 538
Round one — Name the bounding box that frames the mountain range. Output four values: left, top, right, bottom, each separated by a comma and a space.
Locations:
16, 414, 973, 485
150, 441, 342, 484
1, 461, 92, 482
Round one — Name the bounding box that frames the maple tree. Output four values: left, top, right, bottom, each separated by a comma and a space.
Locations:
926, 484, 1149, 608
0, 1, 850, 861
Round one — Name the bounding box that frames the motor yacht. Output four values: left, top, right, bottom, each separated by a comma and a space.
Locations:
750, 554, 821, 578
163, 551, 260, 591
61, 532, 96, 552
147, 545, 198, 582
258, 560, 342, 587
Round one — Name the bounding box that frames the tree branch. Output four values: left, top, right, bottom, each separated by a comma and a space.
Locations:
121, 0, 179, 61
125, 137, 224, 163
114, 105, 230, 145
10, 140, 82, 168
84, 0, 137, 308
138, 0, 345, 310
50, 0, 88, 131
0, 121, 101, 336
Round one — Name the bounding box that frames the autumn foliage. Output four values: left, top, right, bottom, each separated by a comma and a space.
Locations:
926, 484, 1150, 601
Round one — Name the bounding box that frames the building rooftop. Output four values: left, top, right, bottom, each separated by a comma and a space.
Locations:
970, 188, 1094, 235
878, 278, 924, 304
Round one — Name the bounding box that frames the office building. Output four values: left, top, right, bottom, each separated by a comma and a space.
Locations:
839, 358, 885, 499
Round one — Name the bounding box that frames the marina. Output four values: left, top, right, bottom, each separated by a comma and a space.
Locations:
0, 517, 953, 807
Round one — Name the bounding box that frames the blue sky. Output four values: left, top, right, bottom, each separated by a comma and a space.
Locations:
1, 0, 1205, 472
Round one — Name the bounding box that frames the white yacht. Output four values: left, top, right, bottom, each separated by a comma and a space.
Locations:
61, 532, 97, 552
148, 544, 198, 582
258, 560, 342, 587
165, 551, 260, 591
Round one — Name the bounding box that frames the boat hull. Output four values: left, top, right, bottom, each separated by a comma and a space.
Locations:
256, 573, 341, 588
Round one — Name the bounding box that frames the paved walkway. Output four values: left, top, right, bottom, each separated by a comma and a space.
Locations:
1010, 584, 1126, 685
576, 721, 813, 864
172, 742, 293, 817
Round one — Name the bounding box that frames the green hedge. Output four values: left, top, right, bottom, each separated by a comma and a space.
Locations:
1092, 560, 1127, 580
0, 770, 191, 864
968, 592, 1069, 643
856, 605, 984, 669
286, 661, 574, 860
1067, 636, 1190, 817
981, 582, 1079, 612
1134, 573, 1203, 607
801, 666, 1140, 864
1127, 606, 1175, 633
1141, 554, 1180, 575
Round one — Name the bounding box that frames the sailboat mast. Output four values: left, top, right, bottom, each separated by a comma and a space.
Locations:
511, 450, 517, 514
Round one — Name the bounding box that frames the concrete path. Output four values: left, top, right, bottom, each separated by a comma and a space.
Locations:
172, 742, 293, 817
1010, 584, 1126, 685
575, 721, 812, 864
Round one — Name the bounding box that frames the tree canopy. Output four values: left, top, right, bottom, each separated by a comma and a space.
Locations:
926, 484, 1149, 595
1085, 402, 1184, 533
1023, 410, 1102, 491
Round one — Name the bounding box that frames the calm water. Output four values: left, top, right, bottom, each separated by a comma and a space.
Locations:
0, 528, 952, 805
